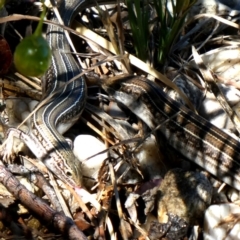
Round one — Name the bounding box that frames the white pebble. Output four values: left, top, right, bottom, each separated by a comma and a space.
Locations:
73, 135, 107, 188
227, 188, 240, 202
204, 203, 240, 240
28, 100, 39, 112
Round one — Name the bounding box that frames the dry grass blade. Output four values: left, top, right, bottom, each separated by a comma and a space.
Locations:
81, 116, 115, 146
22, 156, 74, 217
96, 3, 120, 55
109, 163, 130, 240
85, 103, 135, 141
106, 216, 117, 240
109, 1, 131, 73
190, 13, 240, 29
192, 46, 240, 134
14, 73, 41, 91
76, 22, 196, 111
0, 13, 195, 110
48, 171, 73, 218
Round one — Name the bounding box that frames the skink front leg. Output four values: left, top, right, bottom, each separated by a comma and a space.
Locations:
1, 127, 81, 187
1, 128, 37, 162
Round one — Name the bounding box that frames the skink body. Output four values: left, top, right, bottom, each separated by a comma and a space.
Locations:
102, 75, 240, 191
34, 0, 112, 186
28, 0, 87, 186
5, 0, 108, 186
27, 0, 112, 186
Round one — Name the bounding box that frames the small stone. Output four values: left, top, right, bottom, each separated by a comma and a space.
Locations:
227, 188, 240, 202
135, 135, 164, 180
157, 168, 212, 226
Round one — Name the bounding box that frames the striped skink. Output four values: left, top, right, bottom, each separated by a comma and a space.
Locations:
101, 75, 240, 191
4, 0, 240, 192
3, 0, 110, 187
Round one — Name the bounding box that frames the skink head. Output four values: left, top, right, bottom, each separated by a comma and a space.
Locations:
62, 157, 83, 187
71, 157, 83, 186
45, 155, 83, 187
100, 74, 134, 93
